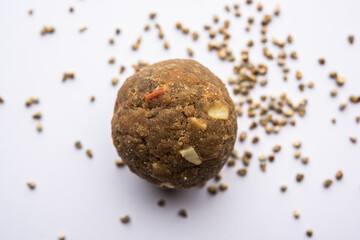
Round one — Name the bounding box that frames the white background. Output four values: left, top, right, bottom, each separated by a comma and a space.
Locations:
1, 0, 360, 239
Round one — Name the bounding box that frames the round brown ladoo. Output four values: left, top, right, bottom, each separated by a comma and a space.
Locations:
111, 59, 237, 189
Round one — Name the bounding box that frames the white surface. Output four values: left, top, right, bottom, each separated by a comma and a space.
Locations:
1, 0, 360, 239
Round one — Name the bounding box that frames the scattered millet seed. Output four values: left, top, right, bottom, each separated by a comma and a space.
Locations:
299, 84, 305, 92
115, 28, 121, 35
339, 102, 347, 111
273, 38, 285, 48
32, 112, 42, 119
227, 159, 235, 167
154, 23, 161, 30
349, 95, 360, 103
260, 78, 268, 86
235, 10, 241, 17
213, 14, 219, 23
203, 24, 211, 30
182, 27, 189, 34
329, 71, 338, 79
132, 43, 139, 50
273, 145, 281, 153
324, 179, 333, 188
120, 215, 130, 223
224, 20, 230, 28
261, 14, 273, 26
278, 58, 285, 66
247, 40, 254, 47
158, 199, 166, 207
178, 209, 187, 218
108, 57, 115, 64
293, 141, 301, 148
336, 77, 345, 86
242, 156, 250, 166
348, 35, 354, 44
186, 47, 194, 57
86, 149, 93, 158
234, 1, 240, 9
318, 58, 325, 65
244, 151, 253, 159
285, 109, 295, 117
330, 89, 338, 97
349, 136, 357, 143
0, 97, 3, 103
274, 5, 280, 16
280, 185, 287, 192
58, 234, 65, 240
265, 126, 272, 134
209, 30, 216, 38
260, 164, 266, 172
149, 12, 157, 20
249, 121, 257, 129
257, 2, 263, 11
79, 26, 87, 33
356, 116, 360, 123
237, 168, 247, 177
307, 81, 314, 88
207, 185, 218, 195
252, 136, 259, 144
164, 41, 170, 49
299, 109, 306, 117
331, 118, 336, 124
291, 51, 298, 60
294, 151, 301, 159
27, 182, 36, 189
231, 150, 239, 159
259, 155, 266, 162
246, 0, 253, 4
69, 7, 74, 13
336, 170, 343, 180
248, 16, 254, 24
296, 173, 304, 182
28, 9, 33, 15
119, 65, 126, 74
261, 27, 267, 35
214, 173, 222, 181
75, 141, 82, 149
41, 26, 55, 35
268, 154, 275, 162
62, 72, 75, 82
219, 183, 228, 191
90, 96, 95, 102
192, 32, 199, 41
112, 77, 119, 86
294, 210, 300, 219
144, 24, 150, 31
301, 157, 309, 165
36, 122, 43, 132
109, 38, 114, 44
158, 30, 164, 39
295, 71, 302, 80
115, 159, 125, 167
287, 35, 293, 44
175, 22, 182, 29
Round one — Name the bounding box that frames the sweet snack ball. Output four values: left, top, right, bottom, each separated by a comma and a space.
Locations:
111, 59, 237, 189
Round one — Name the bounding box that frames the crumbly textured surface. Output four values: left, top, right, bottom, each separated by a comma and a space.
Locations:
111, 59, 237, 189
